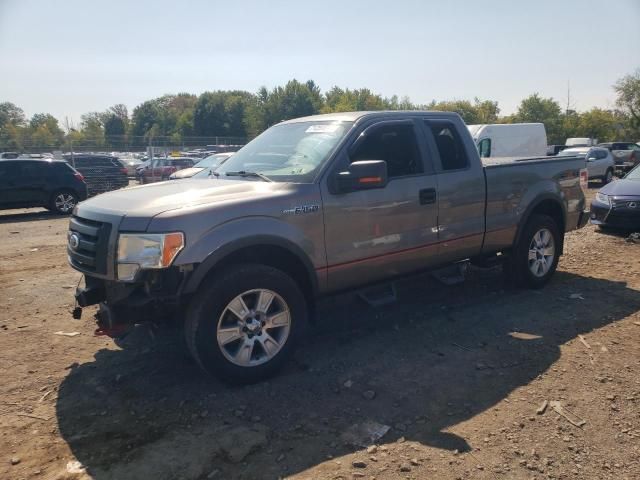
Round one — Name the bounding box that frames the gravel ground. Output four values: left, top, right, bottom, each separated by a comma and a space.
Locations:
1, 185, 639, 480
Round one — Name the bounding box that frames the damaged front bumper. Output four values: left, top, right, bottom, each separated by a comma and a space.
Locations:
74, 267, 188, 335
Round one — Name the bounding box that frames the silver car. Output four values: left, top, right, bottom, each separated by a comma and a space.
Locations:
558, 147, 615, 183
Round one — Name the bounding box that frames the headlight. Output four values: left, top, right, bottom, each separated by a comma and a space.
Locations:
595, 192, 611, 206
117, 232, 184, 281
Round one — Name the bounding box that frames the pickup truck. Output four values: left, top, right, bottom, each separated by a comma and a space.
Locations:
67, 111, 589, 383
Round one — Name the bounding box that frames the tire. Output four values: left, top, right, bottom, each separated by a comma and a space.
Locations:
505, 214, 561, 289
49, 190, 78, 215
185, 263, 307, 383
603, 168, 614, 184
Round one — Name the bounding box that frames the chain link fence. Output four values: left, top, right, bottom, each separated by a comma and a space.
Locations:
1, 135, 247, 197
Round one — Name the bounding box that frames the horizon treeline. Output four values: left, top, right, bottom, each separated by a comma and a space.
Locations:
1, 71, 639, 151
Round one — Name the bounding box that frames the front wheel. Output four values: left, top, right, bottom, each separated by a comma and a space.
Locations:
505, 214, 561, 289
185, 264, 307, 383
50, 190, 78, 214
603, 168, 614, 184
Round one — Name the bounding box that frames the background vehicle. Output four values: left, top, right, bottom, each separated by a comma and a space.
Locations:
64, 154, 129, 196
68, 111, 588, 383
140, 157, 196, 184
118, 155, 143, 177
0, 159, 87, 214
546, 144, 569, 156
558, 146, 615, 183
467, 123, 547, 158
596, 142, 640, 174
0, 152, 20, 159
566, 137, 598, 147
169, 152, 234, 179
590, 164, 640, 231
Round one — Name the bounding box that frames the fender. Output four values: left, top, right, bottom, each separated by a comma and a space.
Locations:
182, 234, 320, 295
513, 193, 567, 254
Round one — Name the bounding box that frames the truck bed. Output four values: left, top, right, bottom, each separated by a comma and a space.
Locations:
481, 154, 586, 255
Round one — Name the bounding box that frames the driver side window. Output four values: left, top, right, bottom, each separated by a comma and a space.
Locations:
350, 124, 423, 178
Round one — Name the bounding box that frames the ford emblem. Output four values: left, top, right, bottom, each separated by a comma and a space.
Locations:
68, 232, 80, 250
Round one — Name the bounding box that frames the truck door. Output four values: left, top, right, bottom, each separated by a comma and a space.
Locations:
421, 118, 486, 263
320, 119, 440, 292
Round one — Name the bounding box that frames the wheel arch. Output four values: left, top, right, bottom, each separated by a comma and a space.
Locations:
514, 195, 566, 254
182, 236, 319, 308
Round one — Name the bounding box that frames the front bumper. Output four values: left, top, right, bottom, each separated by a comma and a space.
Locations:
74, 267, 188, 325
590, 198, 640, 230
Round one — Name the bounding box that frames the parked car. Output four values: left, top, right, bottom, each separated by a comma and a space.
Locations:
67, 111, 589, 383
118, 156, 143, 177
467, 123, 547, 158
546, 145, 569, 156
169, 152, 234, 179
0, 159, 87, 214
1, 152, 20, 159
566, 137, 598, 147
590, 164, 640, 231
64, 154, 129, 196
596, 142, 640, 174
140, 157, 196, 184
557, 147, 615, 183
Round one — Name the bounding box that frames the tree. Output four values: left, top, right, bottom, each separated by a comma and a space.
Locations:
29, 113, 64, 146
575, 108, 618, 142
614, 70, 640, 137
80, 112, 105, 147
103, 114, 127, 148
257, 79, 323, 128
0, 102, 26, 129
514, 94, 563, 143
0, 123, 24, 150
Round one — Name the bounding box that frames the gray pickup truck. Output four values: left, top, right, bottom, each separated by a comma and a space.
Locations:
68, 111, 589, 382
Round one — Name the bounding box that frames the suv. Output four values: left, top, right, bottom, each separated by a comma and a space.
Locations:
64, 154, 129, 196
140, 157, 196, 184
0, 159, 88, 214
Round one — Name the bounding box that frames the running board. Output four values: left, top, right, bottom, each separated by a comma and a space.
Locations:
358, 283, 398, 307
431, 261, 469, 286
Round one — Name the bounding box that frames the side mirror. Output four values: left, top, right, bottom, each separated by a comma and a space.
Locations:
587, 156, 597, 162
333, 160, 388, 193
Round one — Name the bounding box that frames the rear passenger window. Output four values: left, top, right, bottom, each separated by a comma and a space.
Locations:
427, 121, 469, 170
350, 123, 423, 178
478, 138, 491, 158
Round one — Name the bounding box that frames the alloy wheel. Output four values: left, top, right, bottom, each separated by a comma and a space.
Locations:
216, 289, 291, 367
528, 228, 555, 277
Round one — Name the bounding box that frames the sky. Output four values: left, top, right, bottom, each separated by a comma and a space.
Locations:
1, 0, 639, 124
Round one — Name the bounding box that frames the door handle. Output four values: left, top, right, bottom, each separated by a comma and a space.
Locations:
419, 188, 436, 205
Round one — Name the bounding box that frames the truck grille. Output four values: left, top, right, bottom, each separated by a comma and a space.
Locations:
67, 216, 112, 274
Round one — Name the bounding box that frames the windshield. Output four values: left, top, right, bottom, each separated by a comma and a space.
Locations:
214, 120, 353, 182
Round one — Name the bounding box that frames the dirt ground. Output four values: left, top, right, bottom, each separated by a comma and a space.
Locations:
1, 185, 639, 480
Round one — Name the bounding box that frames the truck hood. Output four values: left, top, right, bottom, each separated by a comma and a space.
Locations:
75, 179, 286, 226
169, 167, 205, 179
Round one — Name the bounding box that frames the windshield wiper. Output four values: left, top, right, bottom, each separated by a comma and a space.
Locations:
225, 171, 273, 182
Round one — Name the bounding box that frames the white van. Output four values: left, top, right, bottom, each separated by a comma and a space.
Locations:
467, 123, 548, 158
565, 137, 598, 147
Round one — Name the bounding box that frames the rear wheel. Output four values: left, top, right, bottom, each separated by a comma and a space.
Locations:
185, 264, 307, 383
49, 190, 78, 214
505, 214, 561, 289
